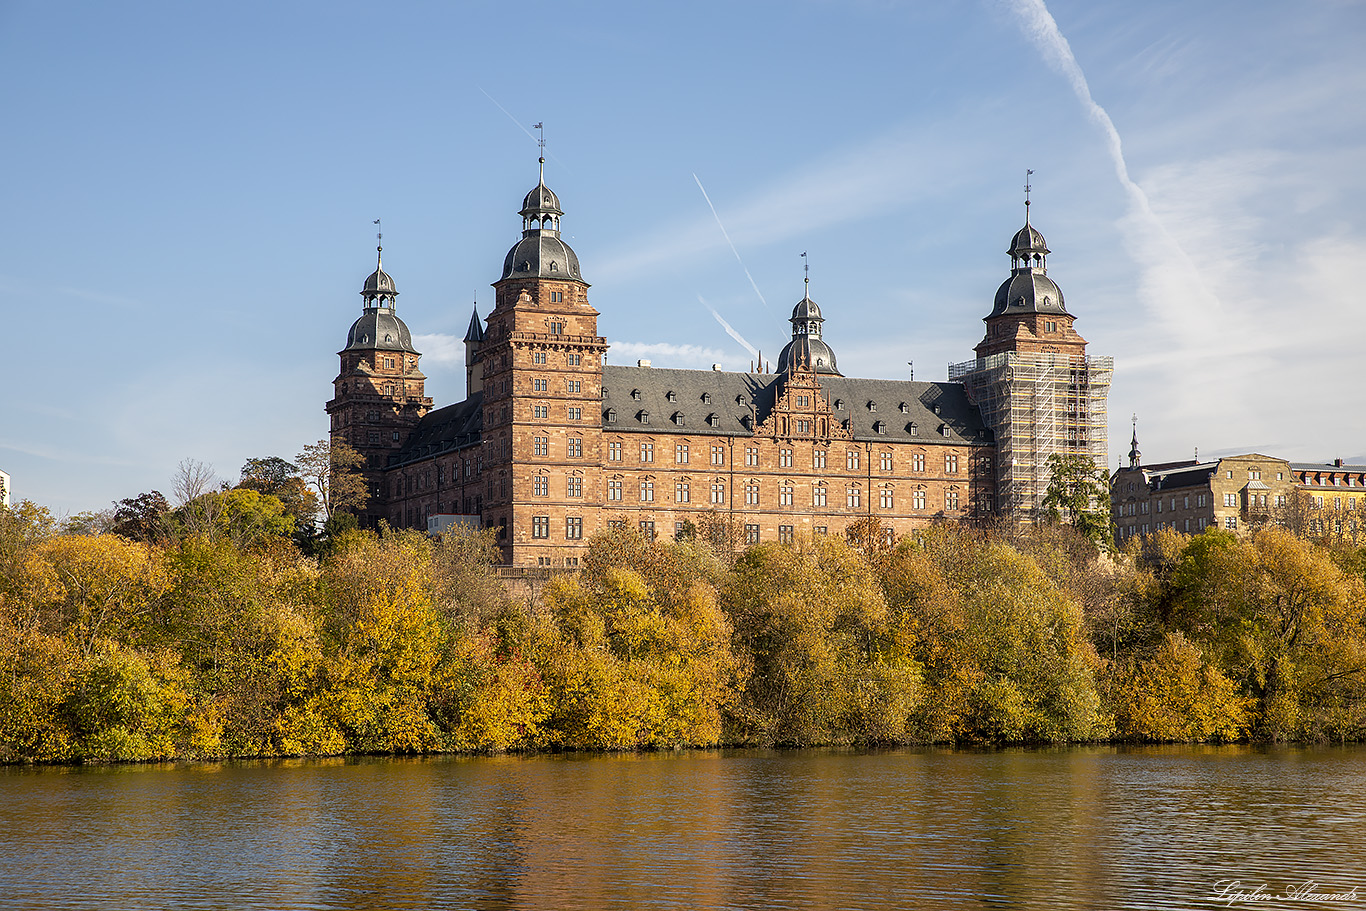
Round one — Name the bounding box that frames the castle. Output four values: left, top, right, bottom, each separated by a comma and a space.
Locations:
326, 159, 1111, 565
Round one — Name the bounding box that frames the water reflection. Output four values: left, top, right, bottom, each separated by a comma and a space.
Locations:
2, 746, 1364, 910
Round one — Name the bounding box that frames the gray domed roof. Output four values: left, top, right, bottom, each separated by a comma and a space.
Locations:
521, 182, 562, 216
776, 336, 840, 375
362, 266, 397, 295
990, 271, 1067, 317
501, 233, 583, 281
1009, 222, 1049, 258
343, 309, 418, 353
791, 296, 822, 320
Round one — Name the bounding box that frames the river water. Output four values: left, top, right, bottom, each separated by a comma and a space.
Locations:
2, 746, 1363, 910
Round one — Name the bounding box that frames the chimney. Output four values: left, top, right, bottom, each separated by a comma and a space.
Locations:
637, 359, 652, 368
712, 364, 721, 371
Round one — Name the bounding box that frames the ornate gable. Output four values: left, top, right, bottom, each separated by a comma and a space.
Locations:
757, 366, 851, 441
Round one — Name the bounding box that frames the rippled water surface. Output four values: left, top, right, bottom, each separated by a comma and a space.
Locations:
3, 746, 1364, 910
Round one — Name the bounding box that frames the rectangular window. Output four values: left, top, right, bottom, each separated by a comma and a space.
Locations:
946, 489, 960, 510
640, 480, 654, 502
847, 451, 860, 471
639, 520, 655, 540
534, 436, 549, 456
549, 291, 563, 303
567, 353, 581, 366
1197, 493, 1207, 508
913, 489, 926, 510
745, 483, 760, 506
847, 487, 861, 509
1276, 494, 1287, 508
745, 524, 760, 545
533, 405, 549, 419
780, 484, 793, 506
532, 352, 547, 365
814, 526, 827, 535
567, 379, 581, 394
813, 485, 827, 507
533, 378, 548, 392
549, 321, 564, 335
797, 420, 810, 434
796, 395, 809, 408
640, 442, 654, 462
778, 525, 794, 544
712, 446, 725, 466
881, 452, 893, 472
780, 448, 793, 468
880, 489, 894, 509
567, 438, 582, 458
1226, 516, 1238, 529
912, 453, 925, 472
1183, 494, 1190, 509
676, 444, 689, 464
532, 516, 550, 538
813, 450, 827, 470
1224, 493, 1237, 507
676, 480, 690, 503
608, 479, 623, 501
567, 407, 582, 420
534, 476, 549, 497
746, 447, 759, 467
945, 454, 959, 473
566, 517, 583, 540
608, 441, 621, 461
711, 482, 726, 505
567, 477, 583, 498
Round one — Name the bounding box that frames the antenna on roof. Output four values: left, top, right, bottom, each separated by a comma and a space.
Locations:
534, 122, 546, 184
1024, 169, 1034, 221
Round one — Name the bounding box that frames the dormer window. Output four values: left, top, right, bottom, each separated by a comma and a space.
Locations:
941, 424, 951, 438
736, 394, 748, 406
631, 389, 642, 400
867, 401, 876, 412
933, 404, 942, 415
874, 421, 886, 434
638, 411, 650, 425
666, 390, 677, 402
606, 408, 617, 423
672, 412, 685, 426
899, 402, 909, 413
702, 393, 712, 405
908, 422, 918, 436
707, 413, 720, 427
834, 399, 844, 410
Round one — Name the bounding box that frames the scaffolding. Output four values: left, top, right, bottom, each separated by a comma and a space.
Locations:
949, 351, 1113, 521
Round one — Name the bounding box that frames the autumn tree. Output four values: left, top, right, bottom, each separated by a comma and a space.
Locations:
297, 439, 369, 521
1041, 453, 1113, 549
239, 456, 320, 535
110, 491, 171, 543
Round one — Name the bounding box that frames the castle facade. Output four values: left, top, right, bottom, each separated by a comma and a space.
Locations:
326, 161, 1109, 565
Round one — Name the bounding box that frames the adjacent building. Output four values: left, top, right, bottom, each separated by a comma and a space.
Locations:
327, 159, 1109, 565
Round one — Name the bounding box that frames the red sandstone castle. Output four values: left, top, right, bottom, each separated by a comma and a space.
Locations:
327, 160, 1111, 565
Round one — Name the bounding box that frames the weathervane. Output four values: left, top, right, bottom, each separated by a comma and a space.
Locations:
801, 251, 809, 297
1024, 169, 1034, 217
373, 218, 382, 265
534, 122, 546, 182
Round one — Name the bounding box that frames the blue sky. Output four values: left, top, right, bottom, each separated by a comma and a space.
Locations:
3, 0, 1364, 516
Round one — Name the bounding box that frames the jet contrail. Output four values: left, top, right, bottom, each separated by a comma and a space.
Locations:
1005, 0, 1220, 318
477, 87, 571, 172
693, 173, 771, 312
700, 294, 761, 361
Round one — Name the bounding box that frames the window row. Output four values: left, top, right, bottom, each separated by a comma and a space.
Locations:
602, 442, 976, 474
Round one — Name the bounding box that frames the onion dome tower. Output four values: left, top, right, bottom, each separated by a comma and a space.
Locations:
974, 188, 1087, 360
326, 234, 431, 526
776, 263, 841, 375
481, 135, 607, 564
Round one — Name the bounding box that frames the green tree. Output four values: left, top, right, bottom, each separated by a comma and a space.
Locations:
1041, 453, 1113, 548
239, 457, 320, 536
297, 439, 369, 521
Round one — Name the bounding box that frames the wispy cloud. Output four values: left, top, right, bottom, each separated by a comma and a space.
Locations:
608, 340, 733, 371
699, 295, 761, 361
413, 332, 464, 366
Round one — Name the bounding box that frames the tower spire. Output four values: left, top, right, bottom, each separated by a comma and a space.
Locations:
801, 251, 809, 299
374, 218, 383, 269
1128, 413, 1141, 468
1024, 169, 1033, 224
534, 122, 545, 185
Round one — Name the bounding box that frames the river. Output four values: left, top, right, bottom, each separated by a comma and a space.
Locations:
2, 746, 1363, 909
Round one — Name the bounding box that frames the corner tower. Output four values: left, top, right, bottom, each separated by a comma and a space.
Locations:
479, 154, 608, 564
325, 241, 432, 525
950, 180, 1112, 521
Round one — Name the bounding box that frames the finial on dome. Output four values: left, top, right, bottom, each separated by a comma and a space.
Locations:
1024, 169, 1034, 223
801, 251, 810, 299
374, 217, 383, 268
534, 121, 546, 185
1128, 413, 1141, 468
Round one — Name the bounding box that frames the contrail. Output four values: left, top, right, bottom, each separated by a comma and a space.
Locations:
1006, 0, 1221, 318
693, 174, 771, 312
699, 294, 761, 361
477, 87, 571, 172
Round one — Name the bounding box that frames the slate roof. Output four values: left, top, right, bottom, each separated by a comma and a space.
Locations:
388, 393, 483, 467
602, 366, 992, 445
